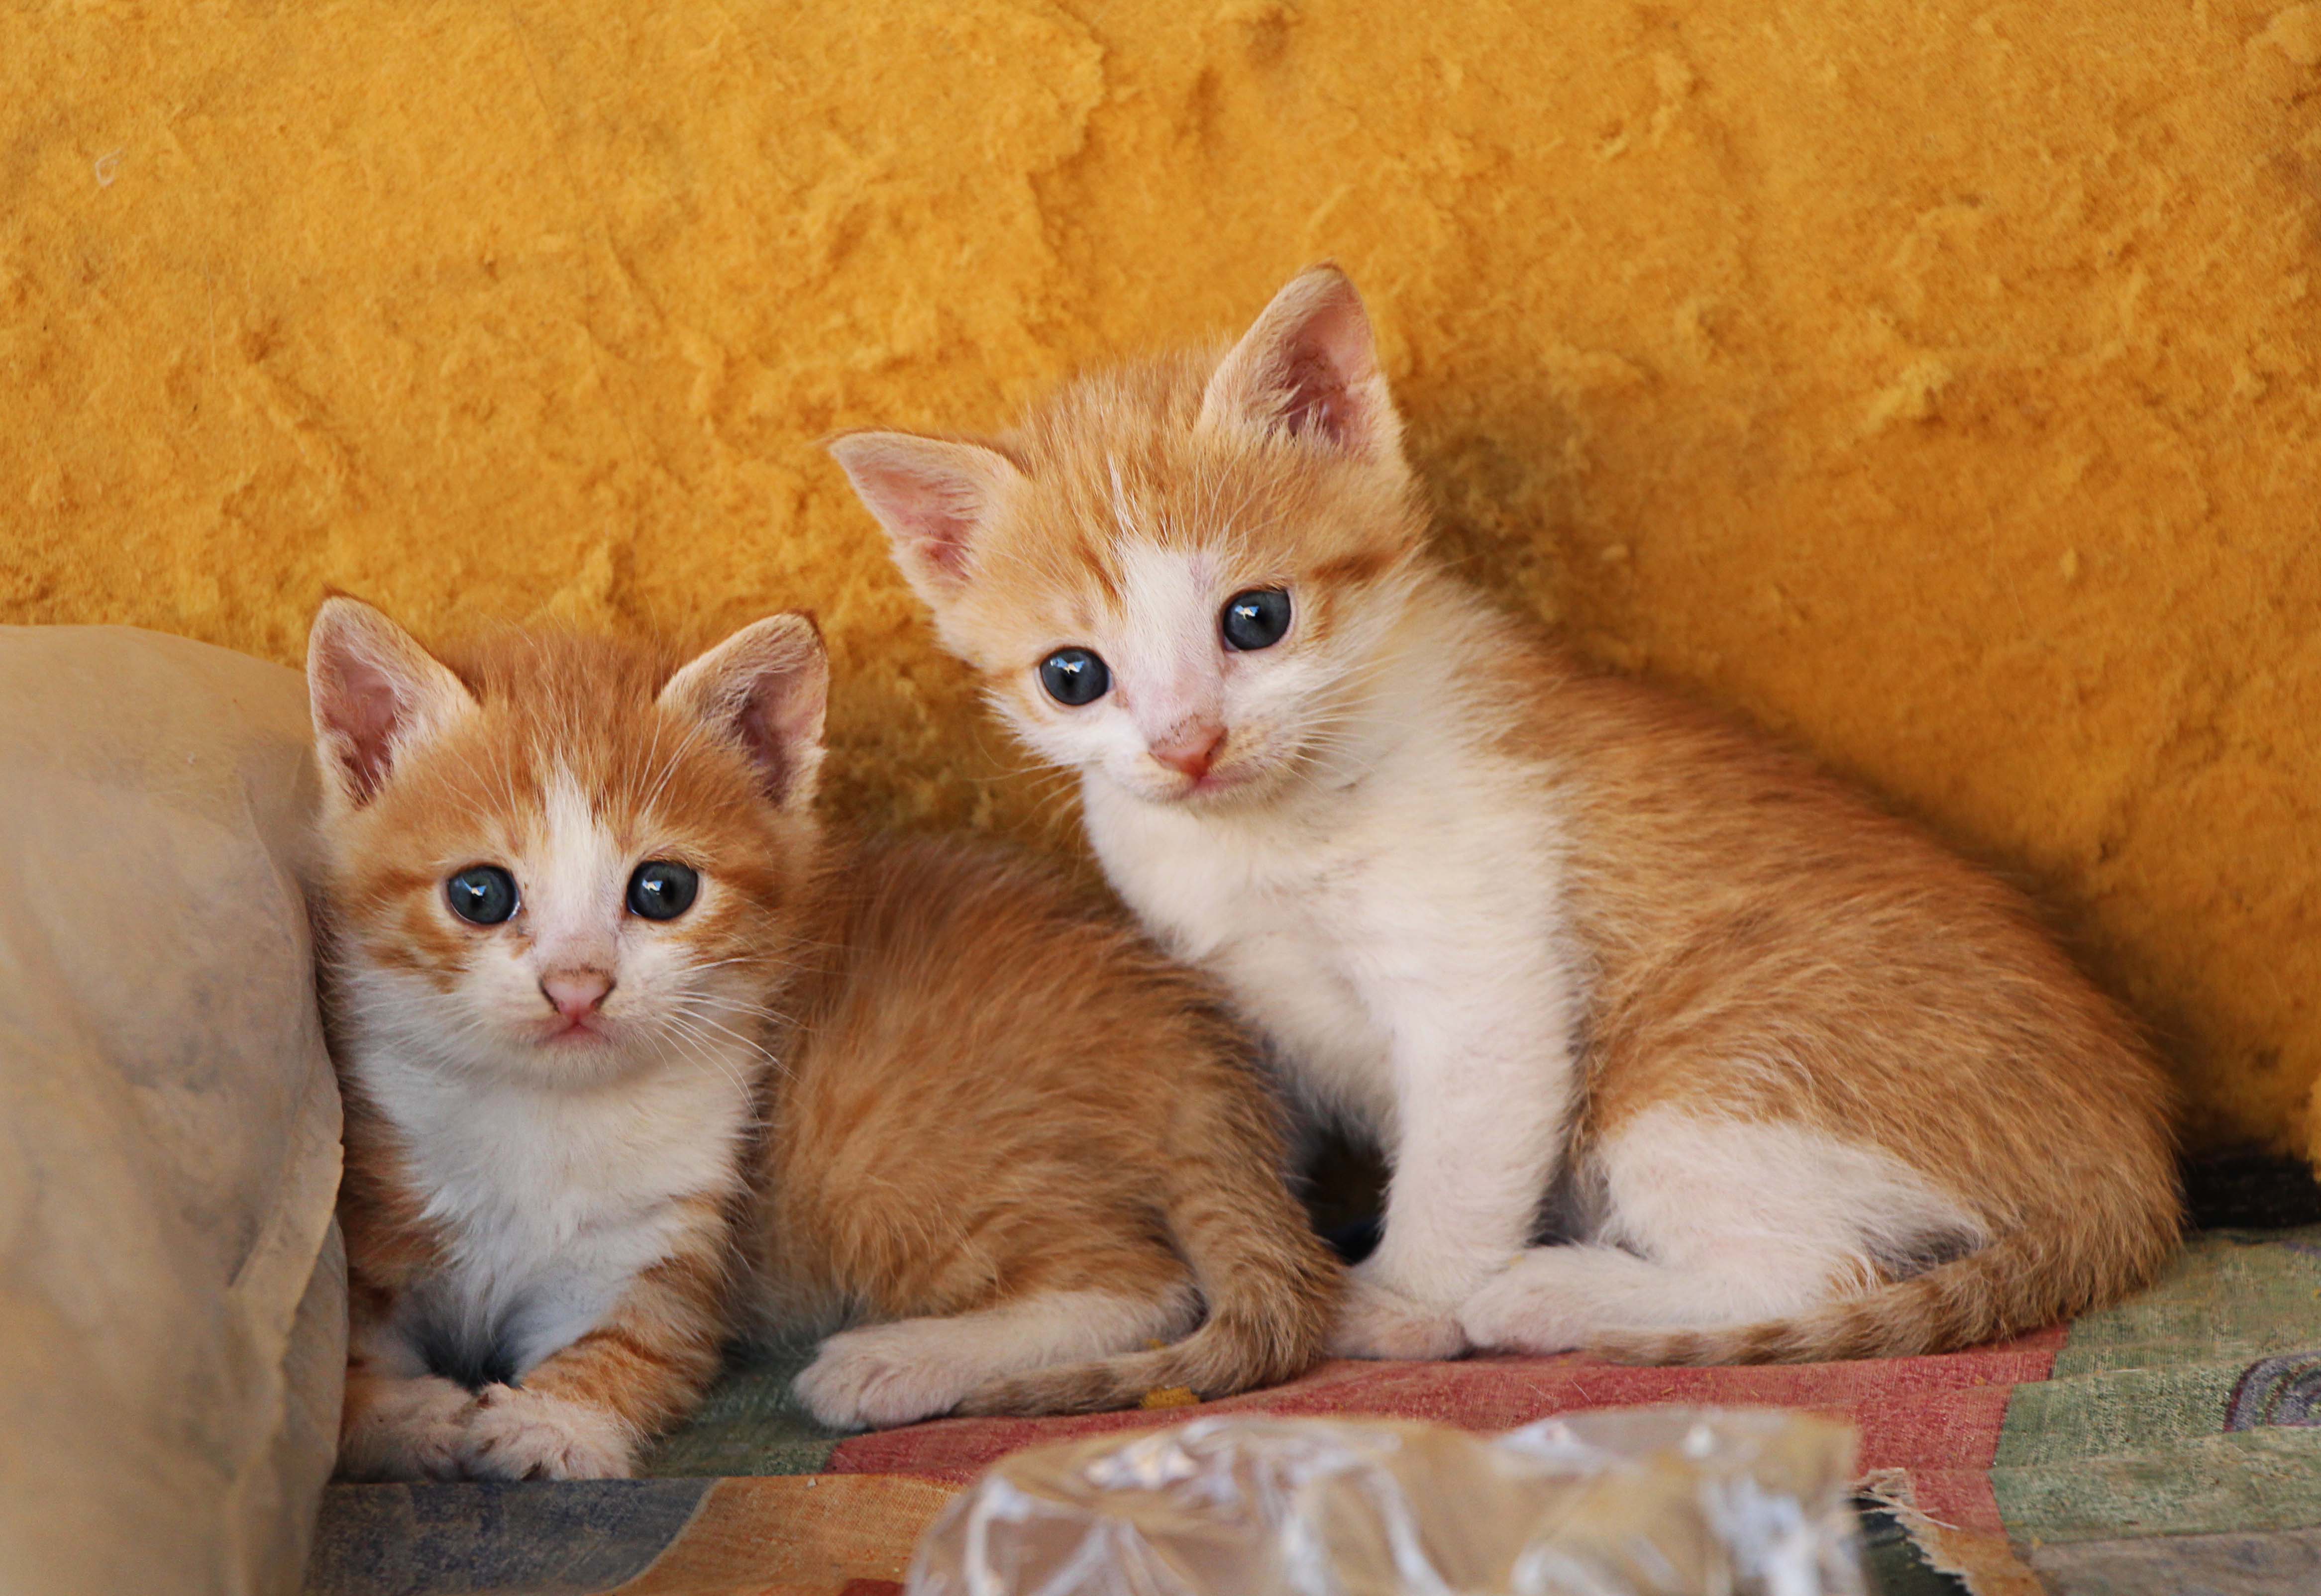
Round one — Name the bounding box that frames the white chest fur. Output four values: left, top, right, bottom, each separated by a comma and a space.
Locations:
1081, 632, 1594, 1313
1082, 698, 1575, 1147
351, 1041, 753, 1378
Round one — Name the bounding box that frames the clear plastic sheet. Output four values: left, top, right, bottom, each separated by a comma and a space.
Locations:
907, 1407, 1865, 1596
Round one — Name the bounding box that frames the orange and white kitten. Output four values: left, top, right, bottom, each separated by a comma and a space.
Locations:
309, 599, 1333, 1480
831, 266, 2181, 1366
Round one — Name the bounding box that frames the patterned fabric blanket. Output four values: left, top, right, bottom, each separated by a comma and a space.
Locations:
306, 1227, 2321, 1596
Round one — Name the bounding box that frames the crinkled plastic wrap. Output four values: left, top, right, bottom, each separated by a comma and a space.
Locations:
908, 1408, 1864, 1596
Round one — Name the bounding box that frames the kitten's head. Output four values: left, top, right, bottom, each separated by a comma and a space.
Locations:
307, 599, 827, 1089
832, 265, 1427, 807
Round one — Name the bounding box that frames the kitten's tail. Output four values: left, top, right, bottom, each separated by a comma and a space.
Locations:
1584, 1212, 2179, 1367
954, 1088, 1342, 1417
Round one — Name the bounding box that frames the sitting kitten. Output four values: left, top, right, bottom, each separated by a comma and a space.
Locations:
308, 599, 1335, 1480
830, 265, 2182, 1365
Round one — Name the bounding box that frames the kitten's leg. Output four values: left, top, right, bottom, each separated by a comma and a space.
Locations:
336, 1317, 473, 1482
794, 1285, 1198, 1431
1335, 952, 1584, 1359
455, 1197, 733, 1481
1459, 1108, 1983, 1353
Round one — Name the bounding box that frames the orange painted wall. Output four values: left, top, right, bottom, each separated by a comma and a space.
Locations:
5, 2, 2319, 1157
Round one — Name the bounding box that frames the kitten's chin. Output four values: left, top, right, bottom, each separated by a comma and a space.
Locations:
504, 1046, 660, 1093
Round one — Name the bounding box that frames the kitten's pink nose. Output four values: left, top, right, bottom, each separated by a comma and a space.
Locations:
1150, 723, 1227, 780
540, 970, 614, 1019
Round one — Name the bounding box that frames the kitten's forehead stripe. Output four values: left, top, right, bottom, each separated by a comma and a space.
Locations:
529, 765, 623, 966
1116, 542, 1212, 665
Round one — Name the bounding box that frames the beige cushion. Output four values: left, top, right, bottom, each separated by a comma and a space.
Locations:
0, 627, 343, 1596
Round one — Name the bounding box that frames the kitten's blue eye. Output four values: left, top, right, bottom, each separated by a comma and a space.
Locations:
627, 861, 699, 921
1221, 588, 1291, 651
446, 866, 518, 926
1039, 648, 1110, 707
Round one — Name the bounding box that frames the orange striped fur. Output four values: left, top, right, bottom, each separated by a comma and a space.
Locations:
748, 834, 1338, 1427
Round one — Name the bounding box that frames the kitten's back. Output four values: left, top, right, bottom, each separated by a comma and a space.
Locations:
1473, 597, 2181, 1359
749, 832, 1339, 1408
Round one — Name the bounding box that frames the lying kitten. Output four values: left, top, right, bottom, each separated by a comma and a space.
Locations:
308, 599, 1335, 1479
831, 265, 2182, 1365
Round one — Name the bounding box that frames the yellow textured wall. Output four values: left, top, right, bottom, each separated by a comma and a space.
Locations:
5, 3, 2319, 1158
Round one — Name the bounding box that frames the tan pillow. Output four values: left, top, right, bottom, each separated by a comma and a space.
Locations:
0, 626, 344, 1596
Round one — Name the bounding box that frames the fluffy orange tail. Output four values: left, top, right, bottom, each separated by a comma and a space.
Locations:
1588, 1212, 2179, 1367
955, 1092, 1341, 1416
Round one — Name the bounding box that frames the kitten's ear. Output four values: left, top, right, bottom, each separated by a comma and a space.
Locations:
1198, 264, 1401, 465
307, 597, 477, 807
660, 613, 828, 813
827, 432, 1023, 604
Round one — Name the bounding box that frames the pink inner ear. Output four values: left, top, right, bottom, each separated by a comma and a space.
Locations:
326, 658, 412, 801
1252, 284, 1378, 455
868, 463, 982, 578
727, 657, 826, 808
1279, 347, 1357, 446
736, 681, 804, 803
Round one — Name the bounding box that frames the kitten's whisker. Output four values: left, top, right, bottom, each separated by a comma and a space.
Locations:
655, 1015, 764, 1101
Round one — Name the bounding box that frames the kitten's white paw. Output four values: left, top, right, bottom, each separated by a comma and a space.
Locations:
1329, 1267, 1469, 1361
794, 1322, 972, 1430
455, 1385, 636, 1481
337, 1375, 476, 1482
1458, 1262, 1587, 1355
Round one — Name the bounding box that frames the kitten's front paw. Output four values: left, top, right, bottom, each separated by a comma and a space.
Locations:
455, 1385, 636, 1481
1329, 1268, 1469, 1361
1458, 1262, 1586, 1355
337, 1374, 476, 1482
793, 1321, 969, 1430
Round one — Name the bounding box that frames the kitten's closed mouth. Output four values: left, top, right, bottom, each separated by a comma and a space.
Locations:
1169, 763, 1253, 800
538, 1016, 611, 1044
